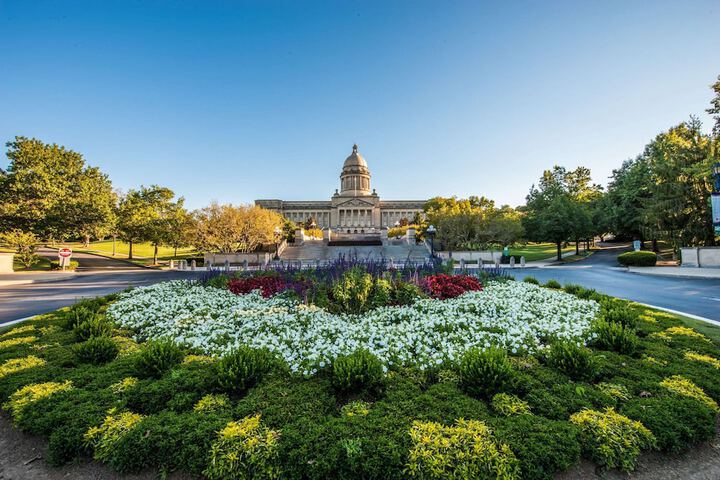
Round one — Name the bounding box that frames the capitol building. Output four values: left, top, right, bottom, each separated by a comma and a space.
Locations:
256, 145, 426, 230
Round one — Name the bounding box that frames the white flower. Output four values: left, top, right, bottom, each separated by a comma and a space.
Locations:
107, 280, 599, 375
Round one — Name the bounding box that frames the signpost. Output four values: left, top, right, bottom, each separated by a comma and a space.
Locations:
58, 247, 72, 271
713, 163, 720, 236
633, 240, 641, 252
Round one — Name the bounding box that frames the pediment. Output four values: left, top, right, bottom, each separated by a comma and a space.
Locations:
336, 197, 375, 208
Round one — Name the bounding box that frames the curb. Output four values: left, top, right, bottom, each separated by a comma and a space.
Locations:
0, 274, 78, 287
634, 303, 720, 327
625, 268, 720, 280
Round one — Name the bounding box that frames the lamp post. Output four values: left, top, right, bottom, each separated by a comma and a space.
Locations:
712, 162, 720, 236
273, 226, 281, 260
426, 224, 437, 258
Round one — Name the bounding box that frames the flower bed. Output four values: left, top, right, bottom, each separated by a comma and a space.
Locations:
0, 275, 718, 480
107, 280, 598, 375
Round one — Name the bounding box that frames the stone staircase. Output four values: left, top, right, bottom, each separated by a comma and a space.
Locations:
280, 239, 430, 263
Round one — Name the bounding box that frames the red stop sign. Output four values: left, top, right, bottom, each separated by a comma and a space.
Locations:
58, 248, 72, 258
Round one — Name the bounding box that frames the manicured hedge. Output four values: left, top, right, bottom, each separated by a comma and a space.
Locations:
617, 251, 657, 267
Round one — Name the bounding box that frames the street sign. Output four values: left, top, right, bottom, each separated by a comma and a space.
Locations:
58, 248, 72, 258
632, 240, 641, 251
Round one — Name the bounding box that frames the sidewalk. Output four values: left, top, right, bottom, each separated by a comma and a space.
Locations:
0, 272, 78, 287
626, 266, 720, 279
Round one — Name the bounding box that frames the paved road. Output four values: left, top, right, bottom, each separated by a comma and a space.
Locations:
0, 270, 201, 324
513, 248, 720, 321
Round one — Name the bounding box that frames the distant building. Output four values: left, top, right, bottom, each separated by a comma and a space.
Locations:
256, 144, 426, 230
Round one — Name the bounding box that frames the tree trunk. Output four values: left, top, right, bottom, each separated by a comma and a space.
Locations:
556, 241, 562, 261
153, 244, 158, 265
575, 240, 580, 255
652, 239, 659, 253
129, 240, 133, 260
174, 245, 178, 257
83, 235, 90, 248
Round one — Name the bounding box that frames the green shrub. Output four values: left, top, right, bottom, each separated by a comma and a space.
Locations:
563, 283, 582, 295
406, 418, 521, 479
458, 347, 517, 398
331, 267, 374, 314
369, 278, 392, 309
332, 349, 384, 393
493, 415, 581, 480
50, 260, 79, 270
618, 251, 657, 267
73, 336, 119, 364
73, 315, 113, 342
570, 407, 655, 471
215, 346, 273, 395
621, 396, 716, 454
544, 341, 596, 381
602, 304, 639, 328
204, 414, 281, 480
523, 276, 540, 285
544, 279, 561, 289
134, 339, 184, 378
392, 281, 423, 305
590, 320, 639, 355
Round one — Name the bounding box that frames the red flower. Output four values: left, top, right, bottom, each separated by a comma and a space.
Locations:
420, 274, 483, 300
228, 276, 288, 298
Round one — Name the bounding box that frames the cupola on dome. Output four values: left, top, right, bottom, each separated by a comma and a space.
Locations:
343, 144, 368, 169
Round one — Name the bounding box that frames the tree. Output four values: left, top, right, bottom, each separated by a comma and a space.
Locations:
193, 203, 283, 254
707, 74, 720, 137
117, 185, 178, 261
0, 229, 40, 268
522, 167, 581, 261
164, 202, 195, 257
642, 119, 716, 250
603, 157, 653, 243
0, 137, 115, 241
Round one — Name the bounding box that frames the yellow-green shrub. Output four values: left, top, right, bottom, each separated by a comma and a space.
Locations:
0, 355, 46, 379
406, 418, 521, 479
570, 408, 655, 471
109, 377, 139, 394
651, 326, 708, 342
204, 414, 281, 480
341, 400, 371, 417
194, 393, 231, 412
491, 393, 531, 416
183, 354, 215, 365
84, 408, 145, 462
660, 375, 719, 412
0, 325, 36, 338
112, 336, 140, 356
0, 335, 37, 350
597, 382, 631, 402
684, 352, 720, 369
4, 381, 73, 422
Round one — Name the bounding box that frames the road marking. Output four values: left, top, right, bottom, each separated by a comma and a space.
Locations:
0, 316, 38, 327
702, 297, 720, 302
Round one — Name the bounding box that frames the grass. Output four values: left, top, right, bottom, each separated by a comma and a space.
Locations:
558, 251, 595, 264
12, 256, 52, 272
508, 242, 575, 262
67, 240, 198, 267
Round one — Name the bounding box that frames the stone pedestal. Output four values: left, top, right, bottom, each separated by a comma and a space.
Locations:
0, 253, 14, 273
406, 227, 416, 245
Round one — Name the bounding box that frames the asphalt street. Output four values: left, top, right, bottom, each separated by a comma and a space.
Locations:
513, 248, 720, 321
1, 248, 719, 324
0, 270, 201, 324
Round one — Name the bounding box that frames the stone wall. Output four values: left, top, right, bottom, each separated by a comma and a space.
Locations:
680, 247, 720, 268
435, 251, 503, 263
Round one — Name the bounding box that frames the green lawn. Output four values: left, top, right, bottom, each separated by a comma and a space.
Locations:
508, 242, 575, 262
12, 256, 52, 272
69, 240, 198, 267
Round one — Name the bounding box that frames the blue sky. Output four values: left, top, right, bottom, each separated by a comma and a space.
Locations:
1, 0, 719, 209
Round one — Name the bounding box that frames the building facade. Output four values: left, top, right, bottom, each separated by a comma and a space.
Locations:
255, 145, 426, 230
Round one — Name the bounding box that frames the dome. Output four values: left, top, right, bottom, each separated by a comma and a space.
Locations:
343, 144, 368, 169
